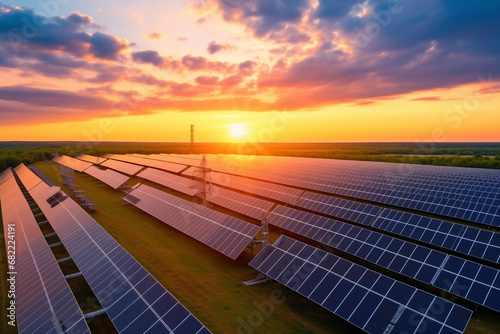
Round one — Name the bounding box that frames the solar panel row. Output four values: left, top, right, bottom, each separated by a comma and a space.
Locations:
372, 209, 500, 264
137, 168, 198, 196
434, 256, 500, 313
14, 165, 210, 334
108, 155, 187, 173
76, 154, 108, 165
268, 205, 500, 313
250, 235, 472, 334
123, 184, 260, 259
294, 192, 382, 225
188, 169, 304, 204
53, 155, 92, 172
101, 159, 144, 176
207, 186, 275, 220
289, 190, 500, 265
84, 166, 130, 189
268, 205, 447, 284
0, 169, 91, 334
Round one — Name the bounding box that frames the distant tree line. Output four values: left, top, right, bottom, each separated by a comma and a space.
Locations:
0, 142, 499, 173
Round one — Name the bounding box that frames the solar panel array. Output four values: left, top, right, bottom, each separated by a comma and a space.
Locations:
77, 154, 108, 165
137, 168, 198, 196
277, 188, 500, 267
108, 155, 187, 173
14, 164, 210, 334
183, 169, 303, 204
53, 155, 92, 172
135, 153, 202, 167
208, 186, 275, 220
372, 209, 500, 264
123, 184, 260, 259
167, 154, 500, 227
101, 159, 144, 176
250, 235, 472, 334
84, 166, 130, 189
0, 168, 91, 334
268, 205, 447, 284
268, 205, 500, 313
294, 192, 382, 225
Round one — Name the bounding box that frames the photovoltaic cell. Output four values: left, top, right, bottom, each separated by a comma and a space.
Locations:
268, 205, 447, 284
207, 186, 274, 220
0, 169, 90, 334
373, 209, 500, 264
53, 155, 92, 172
249, 235, 472, 334
123, 184, 260, 259
84, 166, 130, 189
14, 164, 210, 334
137, 168, 198, 196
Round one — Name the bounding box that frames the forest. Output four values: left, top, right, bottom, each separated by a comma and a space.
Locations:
0, 141, 499, 173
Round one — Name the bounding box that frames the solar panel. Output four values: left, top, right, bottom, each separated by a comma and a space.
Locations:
101, 159, 144, 176
108, 155, 187, 173
183, 169, 303, 204
0, 169, 90, 334
123, 184, 260, 259
135, 154, 202, 167
14, 165, 210, 334
433, 255, 500, 313
180, 154, 500, 227
294, 192, 382, 225
268, 205, 447, 284
53, 155, 92, 172
207, 186, 275, 220
76, 154, 108, 165
372, 209, 500, 264
84, 166, 130, 189
249, 235, 472, 334
137, 168, 198, 196
13, 164, 43, 191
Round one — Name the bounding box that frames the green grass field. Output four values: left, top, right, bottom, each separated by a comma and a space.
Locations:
1, 161, 500, 333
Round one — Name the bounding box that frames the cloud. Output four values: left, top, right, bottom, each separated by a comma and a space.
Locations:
131, 50, 166, 67
195, 75, 220, 85
147, 32, 164, 40
207, 41, 237, 54
0, 85, 112, 109
88, 32, 131, 60
410, 97, 442, 102
0, 4, 130, 60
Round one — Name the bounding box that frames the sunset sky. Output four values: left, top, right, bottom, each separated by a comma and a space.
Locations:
0, 0, 499, 142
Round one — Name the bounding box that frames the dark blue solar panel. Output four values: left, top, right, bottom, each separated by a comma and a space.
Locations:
432, 255, 500, 313
15, 165, 211, 334
268, 205, 448, 284
250, 235, 472, 334
373, 209, 500, 264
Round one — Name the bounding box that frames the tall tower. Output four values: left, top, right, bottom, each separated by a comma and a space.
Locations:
190, 124, 194, 149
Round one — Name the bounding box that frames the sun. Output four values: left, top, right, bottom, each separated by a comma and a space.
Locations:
229, 124, 247, 139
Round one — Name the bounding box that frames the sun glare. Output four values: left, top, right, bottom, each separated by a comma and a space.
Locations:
229, 124, 247, 139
